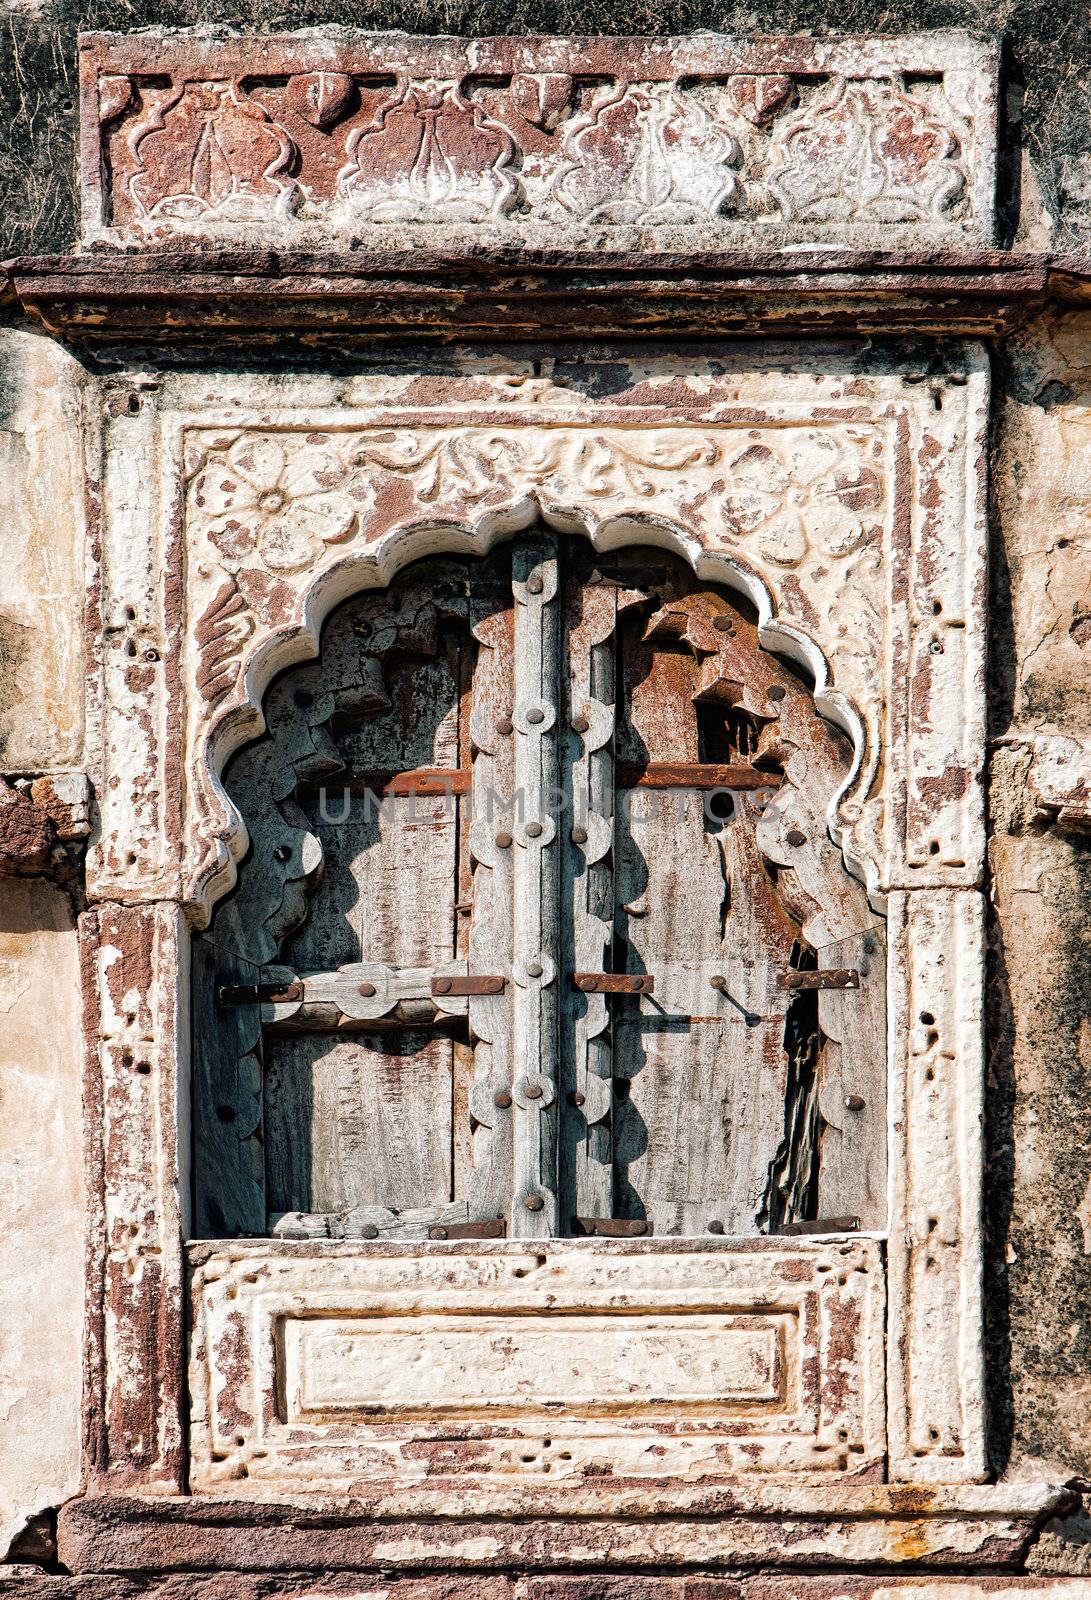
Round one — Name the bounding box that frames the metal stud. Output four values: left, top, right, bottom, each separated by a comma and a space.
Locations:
707, 1220, 725, 1235
496, 830, 513, 848
570, 1090, 586, 1107
525, 821, 543, 838
357, 981, 377, 998
526, 960, 543, 978
527, 573, 544, 595
360, 1223, 379, 1239
433, 977, 453, 995
845, 1094, 866, 1112
571, 825, 588, 845
524, 1194, 545, 1211
786, 828, 807, 847
572, 714, 590, 734
496, 714, 514, 735
710, 975, 727, 991
767, 685, 786, 702
494, 1090, 513, 1109
524, 1084, 543, 1100
527, 707, 545, 725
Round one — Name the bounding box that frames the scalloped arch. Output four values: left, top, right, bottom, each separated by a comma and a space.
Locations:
188, 504, 880, 926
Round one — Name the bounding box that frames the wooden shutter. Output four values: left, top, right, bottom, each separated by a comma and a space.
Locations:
196, 535, 885, 1239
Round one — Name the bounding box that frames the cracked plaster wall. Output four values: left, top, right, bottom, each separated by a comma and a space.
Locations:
0, 328, 86, 1559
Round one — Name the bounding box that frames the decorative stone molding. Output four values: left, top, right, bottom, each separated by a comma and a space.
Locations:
190, 1238, 887, 1494
73, 342, 1007, 1532
78, 31, 999, 252
78, 353, 992, 921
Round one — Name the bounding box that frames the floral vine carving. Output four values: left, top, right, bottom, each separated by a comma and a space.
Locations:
186, 423, 888, 712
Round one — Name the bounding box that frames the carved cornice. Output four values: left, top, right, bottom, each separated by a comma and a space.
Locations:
3, 247, 1053, 339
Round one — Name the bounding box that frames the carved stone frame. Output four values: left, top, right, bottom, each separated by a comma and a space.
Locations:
71, 339, 1069, 1572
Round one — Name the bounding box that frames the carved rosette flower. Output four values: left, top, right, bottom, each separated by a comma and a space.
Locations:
720, 433, 883, 569
189, 436, 370, 575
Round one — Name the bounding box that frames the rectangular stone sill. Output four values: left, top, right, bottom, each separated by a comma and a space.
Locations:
56, 1484, 1073, 1575
2, 248, 1056, 340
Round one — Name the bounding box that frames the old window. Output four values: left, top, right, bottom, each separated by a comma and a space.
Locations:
194, 533, 885, 1242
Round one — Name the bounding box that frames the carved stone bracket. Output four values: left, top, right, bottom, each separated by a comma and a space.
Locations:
78, 31, 998, 252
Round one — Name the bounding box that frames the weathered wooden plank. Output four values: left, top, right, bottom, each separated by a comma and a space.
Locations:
191, 936, 265, 1237
816, 927, 887, 1227
269, 1201, 471, 1240
261, 576, 466, 1219
465, 554, 518, 1226
559, 567, 617, 1227
264, 1031, 454, 1215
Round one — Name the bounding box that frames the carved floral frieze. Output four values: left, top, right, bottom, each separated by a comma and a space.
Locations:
80, 31, 998, 247
184, 422, 890, 733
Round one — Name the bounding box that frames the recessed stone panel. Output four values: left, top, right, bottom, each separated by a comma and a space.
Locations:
79, 31, 998, 252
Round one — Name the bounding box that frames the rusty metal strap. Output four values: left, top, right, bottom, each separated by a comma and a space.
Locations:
573, 972, 654, 994
572, 1217, 653, 1237
298, 767, 470, 800
218, 980, 302, 1006
617, 761, 781, 791
776, 1217, 861, 1235
777, 969, 860, 990
428, 1219, 506, 1240
431, 975, 506, 996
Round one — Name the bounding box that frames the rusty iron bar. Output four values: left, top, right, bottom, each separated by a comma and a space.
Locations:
775, 1217, 861, 1236
428, 1218, 506, 1240
298, 768, 471, 800
218, 980, 303, 1006
430, 975, 506, 996
573, 972, 655, 994
777, 969, 860, 990
616, 761, 782, 791
572, 1217, 652, 1237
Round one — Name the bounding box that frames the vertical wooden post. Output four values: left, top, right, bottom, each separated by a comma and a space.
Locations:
510, 534, 562, 1236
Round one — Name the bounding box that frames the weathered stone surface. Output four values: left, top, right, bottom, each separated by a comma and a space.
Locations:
0, 880, 84, 1558
78, 31, 998, 253
4, 20, 1091, 1586
987, 313, 1091, 1486
0, 330, 86, 773
6, 1576, 1091, 1598
52, 1483, 1070, 1573
189, 1239, 885, 1493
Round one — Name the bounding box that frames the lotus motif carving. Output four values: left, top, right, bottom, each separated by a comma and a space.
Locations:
766, 78, 966, 223
127, 81, 297, 223
553, 83, 741, 224
337, 78, 518, 222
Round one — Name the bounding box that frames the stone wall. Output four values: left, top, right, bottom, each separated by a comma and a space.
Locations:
1, 17, 1091, 1595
